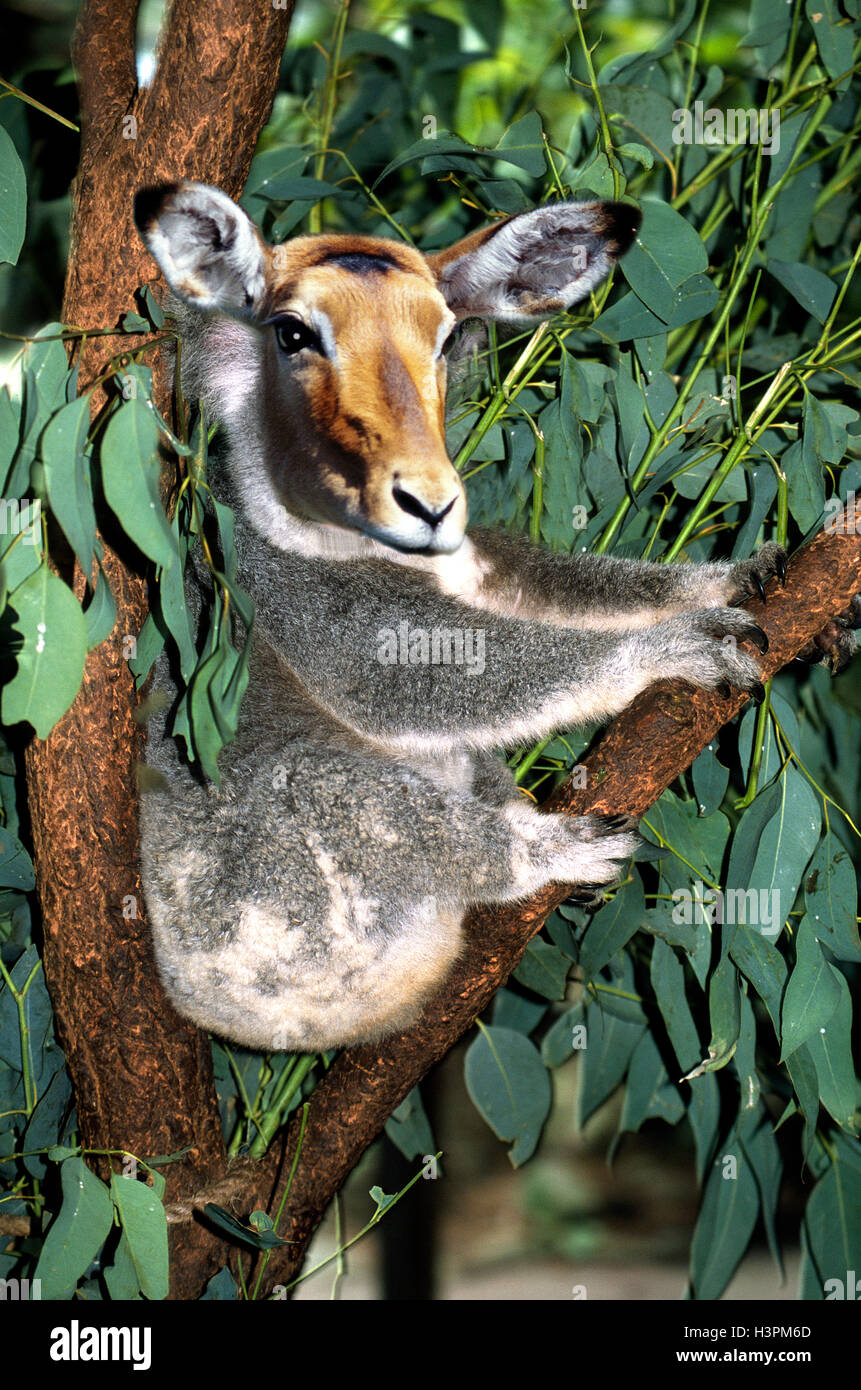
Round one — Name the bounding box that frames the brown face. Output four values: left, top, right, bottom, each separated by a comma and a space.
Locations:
256, 234, 467, 552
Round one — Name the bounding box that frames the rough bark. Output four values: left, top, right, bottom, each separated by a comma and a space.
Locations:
207, 500, 860, 1296
24, 0, 294, 1300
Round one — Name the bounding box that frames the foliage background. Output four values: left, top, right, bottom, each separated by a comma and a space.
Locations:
0, 0, 860, 1300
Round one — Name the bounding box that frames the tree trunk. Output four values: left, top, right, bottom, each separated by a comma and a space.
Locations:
24, 0, 294, 1300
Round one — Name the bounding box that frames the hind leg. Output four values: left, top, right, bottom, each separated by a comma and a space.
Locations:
142, 743, 640, 1051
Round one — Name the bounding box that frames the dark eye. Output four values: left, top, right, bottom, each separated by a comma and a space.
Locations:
273, 318, 322, 357
437, 327, 459, 359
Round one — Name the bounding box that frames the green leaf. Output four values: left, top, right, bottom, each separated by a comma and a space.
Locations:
104, 1232, 143, 1301
598, 0, 696, 84
157, 517, 196, 680
0, 125, 26, 265
0, 386, 22, 491
40, 394, 97, 578
802, 1134, 861, 1296
740, 767, 821, 942
737, 690, 800, 786
34, 1157, 114, 1299
743, 0, 793, 65
593, 290, 668, 342
674, 447, 746, 503
682, 955, 741, 1078
491, 985, 548, 1035
369, 1185, 398, 1217
740, 1107, 783, 1278
732, 991, 762, 1117
618, 1028, 685, 1135
804, 833, 861, 963
129, 611, 166, 686
689, 1129, 761, 1299
100, 400, 177, 570
110, 1173, 170, 1299
616, 142, 654, 170
253, 176, 344, 201
121, 312, 150, 333
767, 260, 837, 324
790, 1051, 823, 1163
374, 134, 479, 186
0, 826, 35, 890
464, 1025, 551, 1166
22, 1062, 73, 1179
540, 1002, 585, 1068
603, 86, 678, 159
650, 938, 720, 1178
594, 272, 717, 339
203, 1201, 289, 1250
579, 873, 644, 980
805, 973, 860, 1132
201, 1268, 240, 1300
805, 0, 854, 89
577, 999, 646, 1129
730, 924, 787, 1035
620, 200, 708, 321
385, 1085, 436, 1162
780, 914, 843, 1060
2, 565, 87, 737
691, 742, 729, 817
141, 286, 164, 329
0, 946, 56, 1085
83, 565, 117, 649
495, 111, 546, 176
511, 938, 570, 999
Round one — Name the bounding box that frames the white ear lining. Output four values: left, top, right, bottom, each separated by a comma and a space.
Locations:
436, 201, 639, 322
136, 182, 267, 315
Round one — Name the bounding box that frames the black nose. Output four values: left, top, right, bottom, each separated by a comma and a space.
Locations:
393, 486, 457, 529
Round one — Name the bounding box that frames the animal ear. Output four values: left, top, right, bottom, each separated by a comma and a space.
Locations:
134, 181, 267, 314
426, 200, 641, 322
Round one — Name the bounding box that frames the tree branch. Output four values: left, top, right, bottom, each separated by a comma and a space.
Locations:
27, 0, 295, 1300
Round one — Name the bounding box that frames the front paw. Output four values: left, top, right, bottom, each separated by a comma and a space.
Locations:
657, 607, 769, 697
505, 805, 642, 903
795, 595, 861, 675
725, 542, 787, 605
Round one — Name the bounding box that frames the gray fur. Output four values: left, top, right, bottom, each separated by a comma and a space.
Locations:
135, 183, 778, 1052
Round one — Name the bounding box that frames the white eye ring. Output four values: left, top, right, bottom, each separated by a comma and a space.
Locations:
435, 327, 458, 360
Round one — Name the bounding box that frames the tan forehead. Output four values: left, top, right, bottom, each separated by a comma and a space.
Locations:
262, 235, 447, 335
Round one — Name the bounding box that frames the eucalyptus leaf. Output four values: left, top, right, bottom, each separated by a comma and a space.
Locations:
465, 1025, 551, 1166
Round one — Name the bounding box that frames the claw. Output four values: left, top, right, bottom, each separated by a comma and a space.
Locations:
750, 681, 766, 705
752, 571, 767, 603
746, 624, 769, 653
776, 554, 787, 586
565, 886, 604, 907
716, 679, 732, 699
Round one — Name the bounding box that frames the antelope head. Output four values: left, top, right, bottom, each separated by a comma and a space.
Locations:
134, 183, 639, 555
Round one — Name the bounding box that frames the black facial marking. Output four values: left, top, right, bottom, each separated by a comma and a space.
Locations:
322, 252, 400, 276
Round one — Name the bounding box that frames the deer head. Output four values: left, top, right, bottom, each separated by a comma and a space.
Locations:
134, 182, 639, 555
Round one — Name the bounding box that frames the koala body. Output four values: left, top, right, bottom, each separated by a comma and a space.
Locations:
135, 184, 782, 1052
